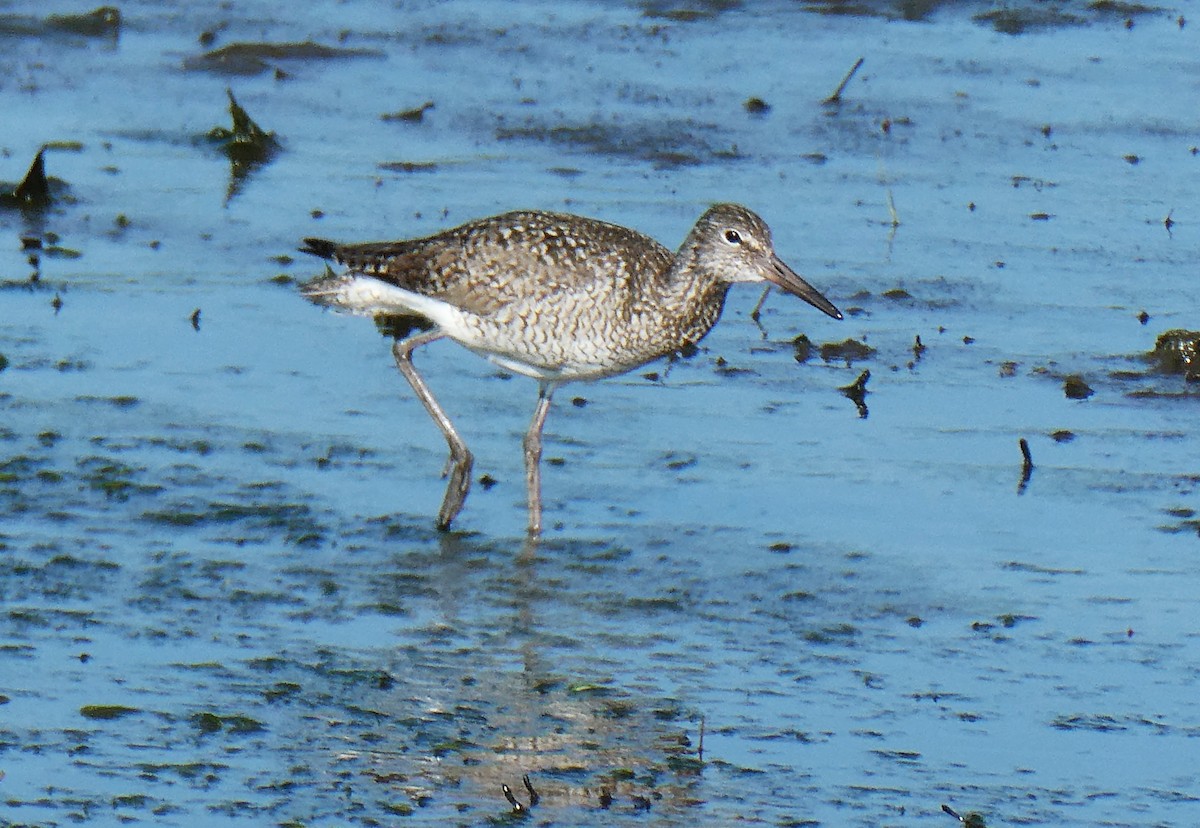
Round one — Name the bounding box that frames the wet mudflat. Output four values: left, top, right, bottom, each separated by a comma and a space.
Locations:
2, 1, 1199, 825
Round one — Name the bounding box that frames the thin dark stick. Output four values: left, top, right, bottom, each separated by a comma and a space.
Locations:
501, 784, 524, 813
750, 286, 771, 322
1017, 437, 1034, 494
522, 774, 540, 807
698, 715, 706, 762
824, 57, 864, 104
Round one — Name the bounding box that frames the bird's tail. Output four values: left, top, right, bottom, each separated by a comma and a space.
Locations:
300, 237, 340, 260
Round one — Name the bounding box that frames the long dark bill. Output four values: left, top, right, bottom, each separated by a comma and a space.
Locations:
767, 255, 842, 320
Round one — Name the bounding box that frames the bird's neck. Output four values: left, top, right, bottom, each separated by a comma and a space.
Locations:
656, 244, 731, 347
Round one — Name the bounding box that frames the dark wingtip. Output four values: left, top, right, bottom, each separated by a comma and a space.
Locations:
300, 237, 338, 259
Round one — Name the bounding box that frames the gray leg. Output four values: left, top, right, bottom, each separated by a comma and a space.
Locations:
392, 332, 473, 531
522, 385, 555, 536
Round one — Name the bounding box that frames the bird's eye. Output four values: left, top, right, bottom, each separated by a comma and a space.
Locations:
724, 229, 742, 245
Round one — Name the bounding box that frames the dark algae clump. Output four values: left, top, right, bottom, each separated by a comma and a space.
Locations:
80, 704, 141, 720
840, 369, 870, 418
1063, 374, 1095, 399
206, 89, 281, 198
1, 148, 60, 210
207, 89, 280, 169
45, 6, 121, 36
819, 338, 875, 365
1149, 329, 1200, 381
0, 5, 120, 38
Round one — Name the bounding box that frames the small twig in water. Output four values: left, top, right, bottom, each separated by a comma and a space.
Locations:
698, 715, 706, 762
1017, 437, 1034, 494
750, 286, 771, 322
522, 774, 540, 807
824, 57, 864, 104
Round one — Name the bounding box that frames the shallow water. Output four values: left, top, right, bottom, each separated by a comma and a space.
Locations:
2, 1, 1199, 825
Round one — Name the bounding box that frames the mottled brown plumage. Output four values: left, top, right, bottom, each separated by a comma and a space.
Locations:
301, 203, 841, 534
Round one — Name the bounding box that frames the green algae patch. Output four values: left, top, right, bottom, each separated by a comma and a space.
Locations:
974, 7, 1086, 34
191, 711, 266, 735
78, 457, 162, 501
803, 623, 860, 645
81, 704, 141, 720
792, 335, 815, 363
48, 553, 119, 571
381, 101, 435, 123
44, 245, 82, 259
1089, 1, 1165, 16
141, 500, 315, 540
263, 681, 302, 702
136, 761, 227, 782
495, 116, 726, 169
75, 394, 140, 408
111, 793, 151, 809
0, 454, 41, 483
184, 41, 384, 76
819, 338, 875, 365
